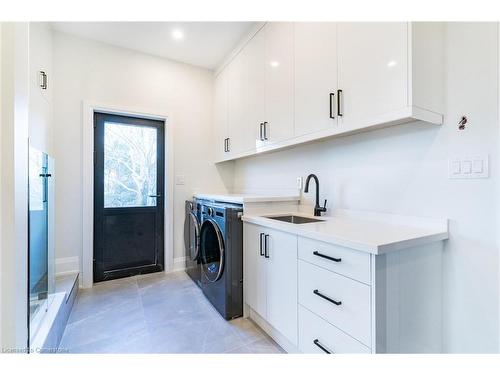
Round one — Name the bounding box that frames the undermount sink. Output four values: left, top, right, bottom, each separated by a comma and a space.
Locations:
264, 215, 324, 224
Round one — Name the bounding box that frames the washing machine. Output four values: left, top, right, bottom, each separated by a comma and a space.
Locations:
199, 201, 243, 320
184, 200, 202, 286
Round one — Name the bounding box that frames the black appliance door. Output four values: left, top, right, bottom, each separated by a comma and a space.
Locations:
199, 219, 225, 282
184, 205, 200, 261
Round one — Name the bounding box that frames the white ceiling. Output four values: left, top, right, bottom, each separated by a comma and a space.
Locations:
50, 22, 255, 70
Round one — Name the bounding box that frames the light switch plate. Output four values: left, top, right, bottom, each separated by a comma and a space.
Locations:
449, 155, 489, 179
175, 175, 186, 185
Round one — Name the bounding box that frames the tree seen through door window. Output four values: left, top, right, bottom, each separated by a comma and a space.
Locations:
104, 122, 157, 207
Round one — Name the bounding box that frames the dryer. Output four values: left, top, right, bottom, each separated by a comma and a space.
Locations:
184, 200, 201, 286
199, 201, 243, 320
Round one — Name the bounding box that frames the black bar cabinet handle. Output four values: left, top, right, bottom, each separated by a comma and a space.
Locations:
259, 233, 265, 256
313, 339, 332, 354
313, 289, 342, 306
226, 137, 230, 152
259, 123, 263, 141
264, 234, 270, 258
329, 93, 335, 119
313, 251, 341, 263
263, 122, 268, 140
337, 89, 343, 117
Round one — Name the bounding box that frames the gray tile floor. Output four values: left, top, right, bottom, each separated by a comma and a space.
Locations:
60, 271, 285, 353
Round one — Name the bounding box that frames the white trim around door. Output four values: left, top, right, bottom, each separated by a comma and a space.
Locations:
82, 101, 174, 288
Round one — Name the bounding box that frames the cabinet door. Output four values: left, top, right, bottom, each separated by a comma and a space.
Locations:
246, 29, 266, 151
294, 22, 338, 136
263, 22, 294, 145
214, 69, 229, 160
243, 223, 267, 318
227, 44, 260, 155
338, 22, 408, 128
265, 227, 298, 345
227, 52, 246, 156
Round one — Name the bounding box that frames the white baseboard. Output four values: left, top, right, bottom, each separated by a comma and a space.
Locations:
247, 305, 299, 354
172, 256, 186, 272
55, 256, 80, 276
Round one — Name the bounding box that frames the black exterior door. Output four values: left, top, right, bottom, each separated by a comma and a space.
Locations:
93, 112, 165, 282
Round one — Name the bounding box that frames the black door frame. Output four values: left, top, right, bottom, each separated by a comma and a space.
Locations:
93, 112, 165, 282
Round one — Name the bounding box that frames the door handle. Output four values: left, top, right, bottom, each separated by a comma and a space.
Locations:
259, 233, 265, 256
337, 89, 343, 117
264, 234, 270, 258
329, 93, 335, 119
263, 122, 269, 140
149, 194, 162, 198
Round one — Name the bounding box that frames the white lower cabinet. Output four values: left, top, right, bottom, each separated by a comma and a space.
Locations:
298, 259, 371, 346
243, 222, 444, 353
298, 305, 371, 354
243, 223, 268, 318
243, 223, 298, 345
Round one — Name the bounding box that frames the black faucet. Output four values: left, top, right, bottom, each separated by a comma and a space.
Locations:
304, 174, 327, 217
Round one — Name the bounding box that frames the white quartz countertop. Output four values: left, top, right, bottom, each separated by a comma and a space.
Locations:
242, 210, 448, 255
193, 193, 300, 204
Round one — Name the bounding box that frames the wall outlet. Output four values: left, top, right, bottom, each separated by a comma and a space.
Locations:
448, 155, 489, 179
296, 177, 303, 190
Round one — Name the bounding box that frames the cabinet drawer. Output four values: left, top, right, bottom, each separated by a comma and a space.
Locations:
298, 260, 371, 346
299, 305, 371, 354
298, 236, 371, 284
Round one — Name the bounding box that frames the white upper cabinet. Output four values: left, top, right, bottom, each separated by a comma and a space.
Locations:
337, 22, 444, 132
214, 22, 444, 162
294, 22, 338, 137
245, 29, 266, 151
214, 68, 229, 161
262, 22, 294, 145
227, 51, 256, 155
337, 22, 408, 130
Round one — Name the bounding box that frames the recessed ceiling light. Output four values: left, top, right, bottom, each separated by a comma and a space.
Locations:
172, 29, 184, 41
387, 60, 397, 68
269, 61, 280, 68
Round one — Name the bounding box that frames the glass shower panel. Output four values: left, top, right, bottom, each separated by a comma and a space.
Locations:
28, 145, 55, 344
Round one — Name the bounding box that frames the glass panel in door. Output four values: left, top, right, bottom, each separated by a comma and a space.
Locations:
104, 122, 158, 208
28, 146, 49, 342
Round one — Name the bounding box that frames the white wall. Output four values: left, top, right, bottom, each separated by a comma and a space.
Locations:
29, 22, 53, 154
0, 22, 30, 350
51, 31, 233, 276
232, 23, 499, 353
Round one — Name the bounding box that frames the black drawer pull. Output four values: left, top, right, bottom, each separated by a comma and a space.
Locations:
313, 339, 332, 354
313, 289, 342, 306
313, 251, 341, 263
264, 234, 270, 258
